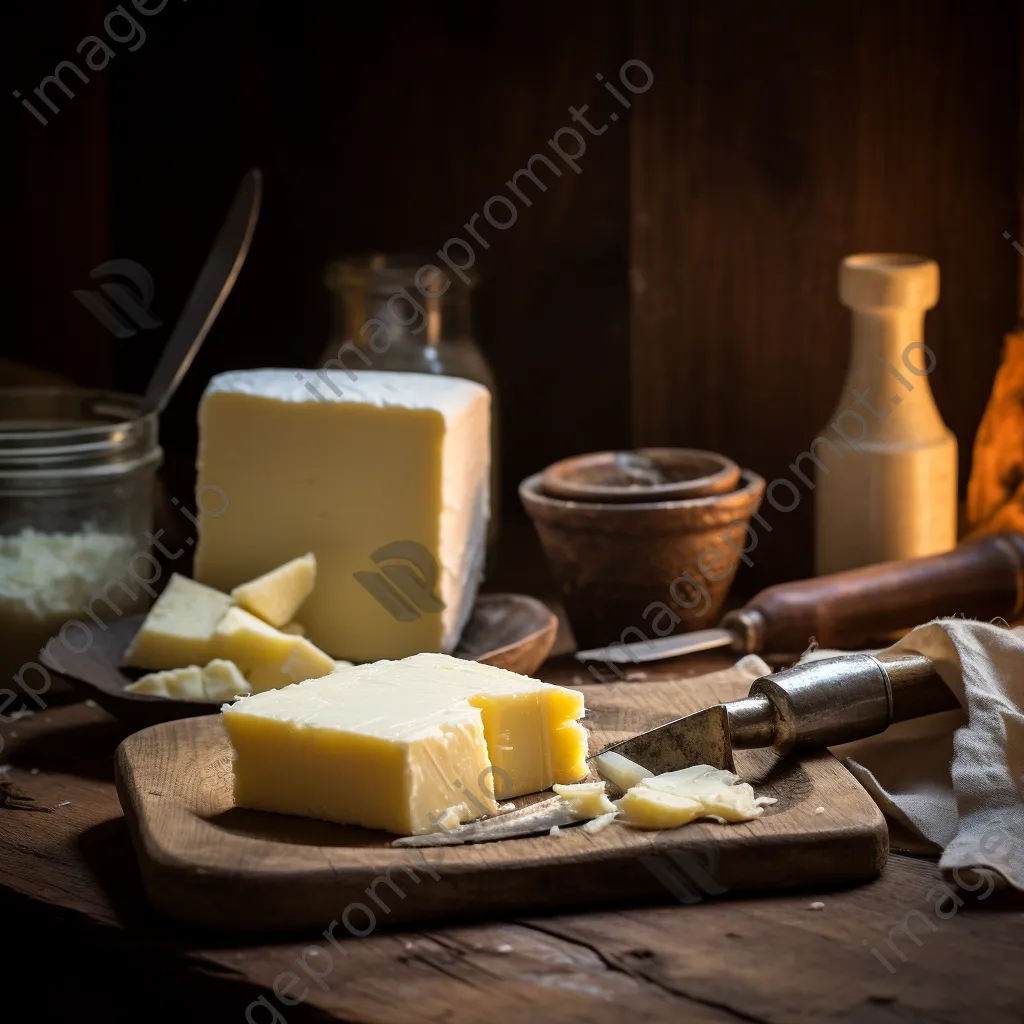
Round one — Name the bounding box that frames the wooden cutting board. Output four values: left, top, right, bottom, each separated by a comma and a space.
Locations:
115, 669, 888, 932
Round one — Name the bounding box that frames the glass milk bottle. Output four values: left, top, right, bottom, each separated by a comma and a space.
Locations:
814, 254, 957, 575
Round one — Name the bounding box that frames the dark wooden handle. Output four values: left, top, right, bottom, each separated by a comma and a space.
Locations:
739, 533, 1024, 653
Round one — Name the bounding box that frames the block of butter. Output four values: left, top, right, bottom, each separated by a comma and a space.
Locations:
194, 370, 490, 662
221, 652, 587, 835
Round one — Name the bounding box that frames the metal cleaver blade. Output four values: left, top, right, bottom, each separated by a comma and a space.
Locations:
598, 703, 734, 774
391, 704, 735, 848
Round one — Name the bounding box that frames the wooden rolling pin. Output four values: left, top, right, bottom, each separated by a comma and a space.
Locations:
577, 532, 1024, 663
723, 531, 1024, 653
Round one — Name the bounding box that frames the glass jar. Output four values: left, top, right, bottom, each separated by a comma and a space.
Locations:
0, 388, 163, 686
322, 254, 501, 547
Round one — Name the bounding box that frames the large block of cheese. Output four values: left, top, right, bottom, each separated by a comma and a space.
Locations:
221, 652, 588, 834
194, 370, 490, 662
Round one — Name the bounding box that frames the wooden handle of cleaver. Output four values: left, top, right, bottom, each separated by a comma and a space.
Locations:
723, 532, 1024, 653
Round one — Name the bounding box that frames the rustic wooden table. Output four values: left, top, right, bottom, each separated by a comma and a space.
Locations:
3, 644, 1023, 1024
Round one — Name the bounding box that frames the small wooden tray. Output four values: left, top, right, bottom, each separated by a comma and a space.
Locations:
52, 593, 557, 728
115, 672, 888, 932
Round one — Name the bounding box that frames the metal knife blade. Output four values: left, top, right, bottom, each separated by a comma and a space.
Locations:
575, 627, 739, 664
392, 795, 581, 847
600, 704, 734, 773
143, 168, 263, 414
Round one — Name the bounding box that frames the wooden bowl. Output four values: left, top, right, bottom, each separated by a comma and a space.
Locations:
521, 469, 766, 649
49, 593, 558, 729
540, 448, 740, 504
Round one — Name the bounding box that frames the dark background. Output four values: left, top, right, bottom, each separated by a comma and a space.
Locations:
3, 0, 1021, 590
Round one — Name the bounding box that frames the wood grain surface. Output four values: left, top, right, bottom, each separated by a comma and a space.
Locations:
2, 670, 1022, 1022
114, 666, 886, 931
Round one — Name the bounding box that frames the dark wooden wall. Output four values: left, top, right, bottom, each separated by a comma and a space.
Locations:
3, 0, 1019, 589
630, 0, 1020, 586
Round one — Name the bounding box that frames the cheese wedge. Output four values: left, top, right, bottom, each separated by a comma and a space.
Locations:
221, 652, 588, 834
231, 553, 316, 628
615, 765, 765, 829
122, 574, 232, 670
193, 370, 490, 662
214, 607, 335, 693
126, 660, 251, 701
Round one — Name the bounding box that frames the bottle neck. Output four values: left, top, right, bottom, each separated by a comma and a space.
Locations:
848, 309, 923, 385
842, 307, 946, 442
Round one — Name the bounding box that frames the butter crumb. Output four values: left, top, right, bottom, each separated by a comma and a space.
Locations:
549, 825, 562, 837
814, 806, 825, 814
497, 802, 516, 812
809, 901, 825, 911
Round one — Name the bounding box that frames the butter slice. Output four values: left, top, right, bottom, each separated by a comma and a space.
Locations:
123, 574, 231, 670
231, 553, 316, 628
214, 607, 335, 692
126, 659, 251, 701
222, 652, 588, 834
193, 370, 490, 662
616, 765, 765, 830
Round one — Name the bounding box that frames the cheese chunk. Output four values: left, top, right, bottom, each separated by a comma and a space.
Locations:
615, 764, 765, 830
231, 553, 316, 628
126, 660, 251, 701
200, 659, 253, 700
553, 781, 617, 818
222, 652, 588, 834
123, 574, 231, 670
214, 607, 335, 692
194, 370, 490, 661
593, 751, 654, 793
127, 665, 205, 700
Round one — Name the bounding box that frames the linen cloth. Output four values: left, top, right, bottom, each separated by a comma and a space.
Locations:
818, 620, 1024, 890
